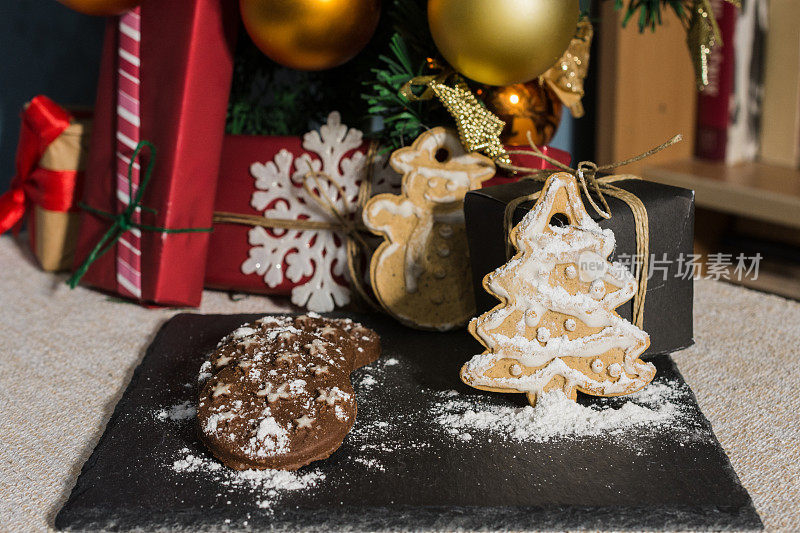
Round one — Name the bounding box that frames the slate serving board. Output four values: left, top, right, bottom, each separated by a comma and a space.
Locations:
56, 313, 762, 531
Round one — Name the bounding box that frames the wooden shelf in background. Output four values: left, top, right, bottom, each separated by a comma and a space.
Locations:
595, 4, 697, 175
643, 159, 800, 229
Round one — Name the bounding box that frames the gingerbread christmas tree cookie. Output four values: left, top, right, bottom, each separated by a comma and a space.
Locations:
461, 172, 655, 406
363, 128, 495, 331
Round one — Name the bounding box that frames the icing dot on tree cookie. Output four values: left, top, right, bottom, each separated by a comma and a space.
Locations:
509, 363, 523, 376
589, 279, 606, 300
536, 327, 551, 343
591, 358, 604, 373
565, 264, 577, 279
608, 363, 622, 378
564, 318, 577, 332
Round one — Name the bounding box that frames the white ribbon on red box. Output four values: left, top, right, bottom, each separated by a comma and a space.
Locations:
114, 8, 143, 298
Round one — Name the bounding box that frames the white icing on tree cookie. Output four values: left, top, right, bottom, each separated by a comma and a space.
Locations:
461, 172, 655, 405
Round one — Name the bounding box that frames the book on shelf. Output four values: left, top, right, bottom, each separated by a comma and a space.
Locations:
695, 0, 767, 165
694, 0, 737, 162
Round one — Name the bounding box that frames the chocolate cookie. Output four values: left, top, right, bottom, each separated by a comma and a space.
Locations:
198, 314, 380, 471
294, 313, 381, 369
200, 317, 350, 384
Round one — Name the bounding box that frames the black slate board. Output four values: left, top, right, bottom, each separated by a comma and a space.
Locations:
56, 313, 762, 531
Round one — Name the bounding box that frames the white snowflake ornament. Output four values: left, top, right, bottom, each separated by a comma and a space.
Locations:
241, 112, 383, 312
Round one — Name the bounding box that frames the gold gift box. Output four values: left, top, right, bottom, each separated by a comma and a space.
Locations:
29, 117, 91, 272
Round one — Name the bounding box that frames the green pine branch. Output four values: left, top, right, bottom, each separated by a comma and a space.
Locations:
612, 0, 691, 32
362, 34, 430, 151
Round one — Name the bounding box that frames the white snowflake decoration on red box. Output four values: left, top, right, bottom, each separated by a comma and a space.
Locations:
241, 112, 398, 312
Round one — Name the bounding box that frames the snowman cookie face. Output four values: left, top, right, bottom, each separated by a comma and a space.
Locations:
363, 128, 495, 330
391, 130, 486, 206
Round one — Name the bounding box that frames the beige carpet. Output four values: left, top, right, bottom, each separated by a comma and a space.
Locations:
0, 235, 796, 531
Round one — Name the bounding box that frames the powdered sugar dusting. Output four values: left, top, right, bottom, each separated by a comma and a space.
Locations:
343, 359, 707, 476
433, 379, 701, 445
360, 375, 378, 388
170, 447, 323, 511
152, 349, 706, 515
353, 456, 387, 471
250, 415, 290, 458
347, 357, 432, 457
155, 400, 196, 421
173, 451, 222, 473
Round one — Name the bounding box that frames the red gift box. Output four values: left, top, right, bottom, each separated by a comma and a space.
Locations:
483, 144, 571, 187
205, 112, 389, 310
72, 0, 237, 306
205, 130, 570, 301
206, 134, 322, 296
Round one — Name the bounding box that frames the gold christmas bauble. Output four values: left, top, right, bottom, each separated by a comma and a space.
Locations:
57, 0, 140, 16
479, 82, 563, 146
240, 0, 381, 71
428, 0, 580, 86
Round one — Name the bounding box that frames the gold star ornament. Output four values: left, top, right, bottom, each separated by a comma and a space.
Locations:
402, 72, 511, 165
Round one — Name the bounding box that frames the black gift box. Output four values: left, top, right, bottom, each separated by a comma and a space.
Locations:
464, 177, 695, 356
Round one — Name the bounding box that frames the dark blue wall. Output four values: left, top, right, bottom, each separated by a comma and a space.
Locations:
0, 1, 104, 191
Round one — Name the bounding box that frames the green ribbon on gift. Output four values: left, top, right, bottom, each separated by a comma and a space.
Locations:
67, 140, 213, 290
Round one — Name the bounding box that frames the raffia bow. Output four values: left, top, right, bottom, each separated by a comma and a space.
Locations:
497, 132, 683, 328
212, 144, 380, 310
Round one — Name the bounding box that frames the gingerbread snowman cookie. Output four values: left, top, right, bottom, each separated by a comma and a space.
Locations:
363, 128, 495, 330
460, 172, 655, 406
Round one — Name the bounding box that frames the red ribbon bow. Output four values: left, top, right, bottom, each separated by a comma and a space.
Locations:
0, 95, 78, 234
